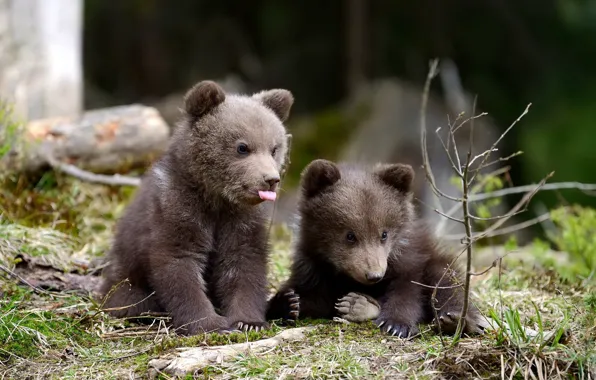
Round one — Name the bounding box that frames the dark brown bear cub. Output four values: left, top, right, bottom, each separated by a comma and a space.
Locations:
266, 159, 486, 338
99, 80, 293, 335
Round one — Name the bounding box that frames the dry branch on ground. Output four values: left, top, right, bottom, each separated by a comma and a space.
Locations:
148, 327, 314, 377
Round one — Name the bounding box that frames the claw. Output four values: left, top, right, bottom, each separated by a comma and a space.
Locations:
237, 322, 244, 329
377, 320, 385, 328
386, 324, 393, 333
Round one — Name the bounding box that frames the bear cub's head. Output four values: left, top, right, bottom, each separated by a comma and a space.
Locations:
298, 159, 416, 285
171, 80, 294, 206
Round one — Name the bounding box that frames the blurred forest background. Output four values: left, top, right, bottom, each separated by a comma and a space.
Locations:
2, 0, 596, 241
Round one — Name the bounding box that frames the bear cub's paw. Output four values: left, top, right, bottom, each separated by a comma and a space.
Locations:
265, 288, 300, 325
375, 317, 420, 339
179, 314, 230, 336
335, 292, 380, 322
276, 289, 301, 323
234, 321, 270, 332
435, 309, 489, 336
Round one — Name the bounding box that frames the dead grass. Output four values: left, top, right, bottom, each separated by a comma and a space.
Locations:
0, 175, 595, 379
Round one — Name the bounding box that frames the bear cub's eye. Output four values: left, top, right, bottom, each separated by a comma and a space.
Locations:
381, 231, 388, 242
271, 147, 277, 157
237, 143, 249, 155
346, 232, 357, 243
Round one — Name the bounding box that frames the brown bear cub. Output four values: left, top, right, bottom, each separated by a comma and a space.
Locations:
266, 159, 486, 338
99, 80, 293, 335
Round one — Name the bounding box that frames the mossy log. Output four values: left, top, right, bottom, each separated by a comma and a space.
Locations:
1, 104, 170, 175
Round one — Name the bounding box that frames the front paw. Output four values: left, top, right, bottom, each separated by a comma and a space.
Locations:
178, 314, 230, 335
375, 317, 420, 338
267, 288, 300, 323
233, 321, 270, 332
335, 292, 380, 322
435, 309, 488, 336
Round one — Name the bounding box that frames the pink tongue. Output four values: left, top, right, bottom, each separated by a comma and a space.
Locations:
258, 190, 277, 201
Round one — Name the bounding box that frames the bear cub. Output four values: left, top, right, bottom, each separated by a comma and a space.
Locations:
266, 159, 487, 338
99, 80, 294, 335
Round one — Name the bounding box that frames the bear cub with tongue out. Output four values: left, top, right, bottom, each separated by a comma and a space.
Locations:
99, 80, 293, 335
266, 159, 486, 338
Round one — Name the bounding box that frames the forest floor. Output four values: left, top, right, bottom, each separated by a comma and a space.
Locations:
0, 174, 595, 379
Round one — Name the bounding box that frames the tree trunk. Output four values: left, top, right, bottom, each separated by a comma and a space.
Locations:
2, 104, 170, 174
0, 0, 83, 121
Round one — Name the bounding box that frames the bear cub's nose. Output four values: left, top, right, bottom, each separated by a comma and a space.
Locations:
366, 272, 384, 283
264, 175, 280, 190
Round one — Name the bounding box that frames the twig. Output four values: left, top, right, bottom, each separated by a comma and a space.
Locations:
472, 172, 554, 241
469, 103, 531, 184
435, 165, 512, 235
475, 151, 523, 171
411, 281, 462, 290
469, 251, 514, 276
452, 114, 475, 344
148, 327, 315, 377
442, 212, 552, 241
420, 60, 453, 209
434, 209, 464, 223
435, 127, 462, 176
468, 209, 525, 221
467, 181, 596, 203
45, 151, 141, 187
435, 178, 595, 236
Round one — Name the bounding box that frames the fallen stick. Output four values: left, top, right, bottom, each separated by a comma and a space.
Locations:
148, 326, 314, 377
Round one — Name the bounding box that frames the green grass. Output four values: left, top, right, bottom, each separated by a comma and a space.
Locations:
0, 173, 595, 378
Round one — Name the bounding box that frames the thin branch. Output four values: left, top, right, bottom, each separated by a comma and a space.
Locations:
475, 151, 523, 171
411, 280, 463, 290
420, 59, 451, 209
435, 178, 596, 235
469, 252, 514, 276
448, 120, 463, 175
435, 165, 512, 235
45, 152, 141, 187
468, 209, 525, 221
468, 148, 499, 167
443, 212, 552, 241
472, 172, 554, 242
452, 112, 488, 134
435, 127, 462, 176
434, 209, 464, 223
452, 112, 475, 344
469, 103, 531, 183
468, 181, 596, 203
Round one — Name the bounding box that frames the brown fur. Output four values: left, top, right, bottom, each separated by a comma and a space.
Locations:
99, 80, 294, 335
266, 159, 485, 337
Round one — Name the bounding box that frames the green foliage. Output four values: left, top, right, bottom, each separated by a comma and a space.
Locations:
547, 205, 596, 282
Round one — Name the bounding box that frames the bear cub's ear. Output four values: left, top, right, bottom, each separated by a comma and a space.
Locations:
301, 159, 341, 198
184, 80, 226, 118
253, 89, 294, 122
374, 163, 415, 194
